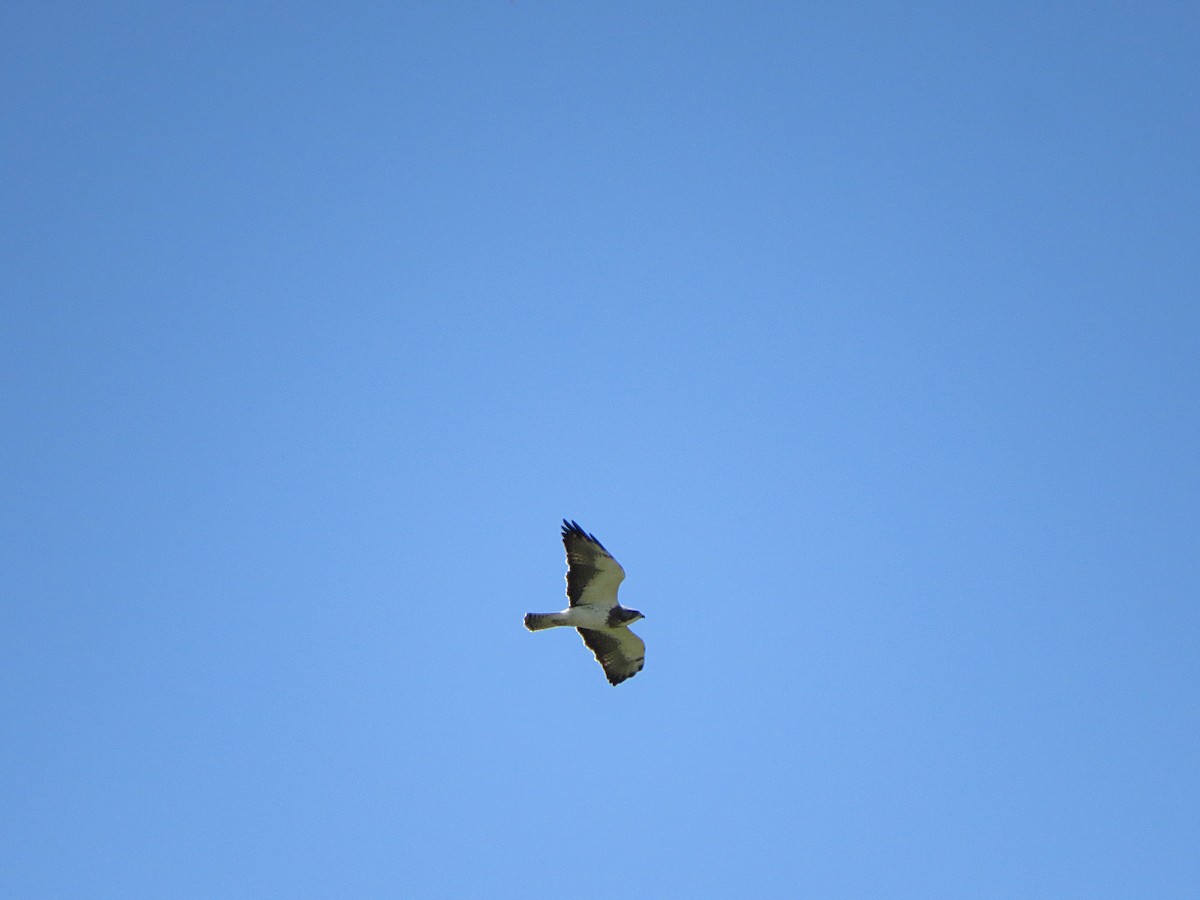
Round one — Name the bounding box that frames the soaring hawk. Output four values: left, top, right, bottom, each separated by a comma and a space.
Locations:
524, 520, 646, 685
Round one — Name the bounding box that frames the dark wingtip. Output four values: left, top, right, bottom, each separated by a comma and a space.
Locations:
606, 663, 644, 686
562, 519, 607, 550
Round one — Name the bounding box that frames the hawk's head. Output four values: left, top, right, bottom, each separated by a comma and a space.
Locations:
608, 607, 645, 628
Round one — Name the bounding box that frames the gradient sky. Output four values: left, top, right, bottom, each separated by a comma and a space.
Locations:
3, 2, 1198, 897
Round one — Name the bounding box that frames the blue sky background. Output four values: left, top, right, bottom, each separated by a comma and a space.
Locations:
3, 2, 1198, 897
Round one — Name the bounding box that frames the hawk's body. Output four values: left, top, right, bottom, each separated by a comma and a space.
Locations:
524, 521, 646, 685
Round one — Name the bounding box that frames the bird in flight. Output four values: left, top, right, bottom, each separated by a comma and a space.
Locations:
524, 520, 646, 685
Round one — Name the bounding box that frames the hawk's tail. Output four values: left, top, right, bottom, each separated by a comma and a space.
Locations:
524, 613, 559, 631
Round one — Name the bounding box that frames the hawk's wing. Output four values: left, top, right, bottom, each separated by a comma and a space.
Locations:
562, 520, 625, 609
577, 627, 645, 686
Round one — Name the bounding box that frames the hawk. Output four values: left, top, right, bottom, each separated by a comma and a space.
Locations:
524, 520, 646, 685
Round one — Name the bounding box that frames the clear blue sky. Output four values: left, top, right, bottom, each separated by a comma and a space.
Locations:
3, 2, 1198, 897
